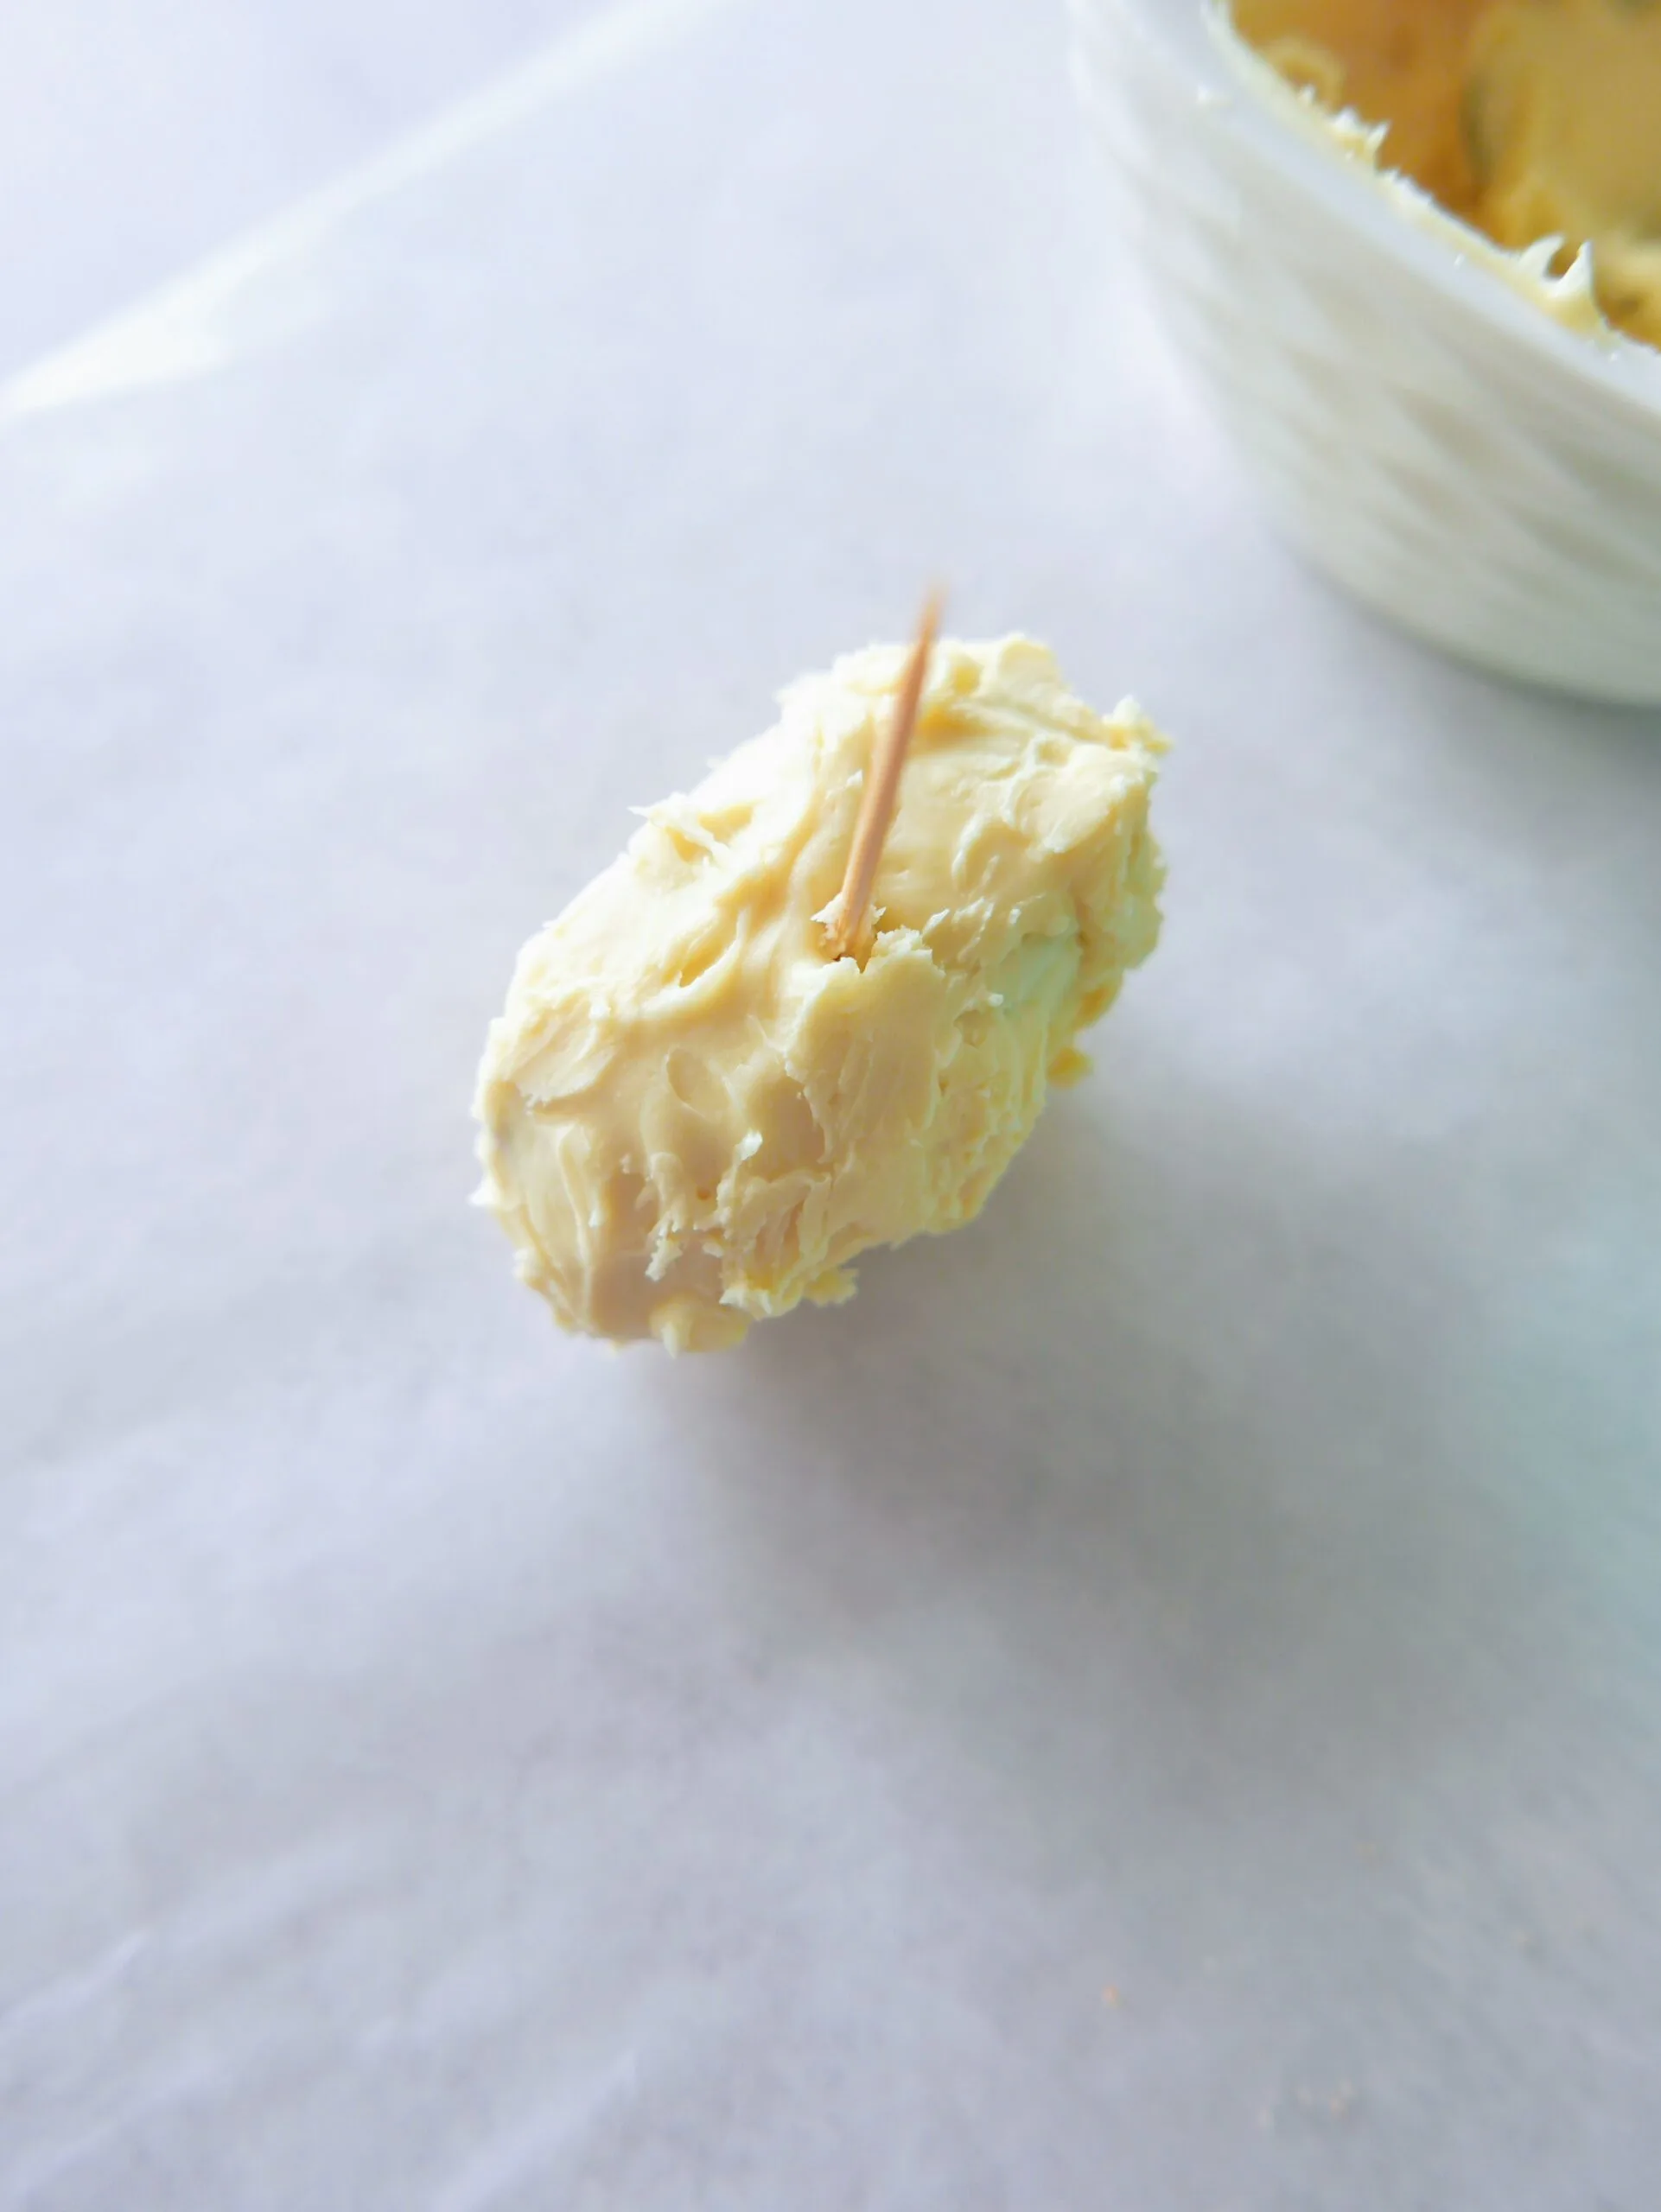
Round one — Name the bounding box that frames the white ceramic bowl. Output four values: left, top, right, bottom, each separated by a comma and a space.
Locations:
1069, 0, 1661, 703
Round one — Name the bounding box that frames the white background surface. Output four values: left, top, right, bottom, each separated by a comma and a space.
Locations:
0, 0, 589, 377
4, 0, 1660, 2205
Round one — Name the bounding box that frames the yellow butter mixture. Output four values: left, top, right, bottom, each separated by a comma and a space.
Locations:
474, 637, 1166, 1351
1233, 0, 1661, 348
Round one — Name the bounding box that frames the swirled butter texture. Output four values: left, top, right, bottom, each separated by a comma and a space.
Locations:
1233, 0, 1661, 349
474, 637, 1167, 1352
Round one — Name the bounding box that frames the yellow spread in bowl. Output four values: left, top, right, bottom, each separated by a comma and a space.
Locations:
1232, 0, 1661, 348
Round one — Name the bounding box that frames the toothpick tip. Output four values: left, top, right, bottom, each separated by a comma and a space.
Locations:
822, 591, 945, 962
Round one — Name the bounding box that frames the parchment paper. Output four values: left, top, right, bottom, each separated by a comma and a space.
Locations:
4, 0, 1659, 2203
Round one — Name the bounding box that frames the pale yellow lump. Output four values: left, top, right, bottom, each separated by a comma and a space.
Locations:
474, 636, 1167, 1352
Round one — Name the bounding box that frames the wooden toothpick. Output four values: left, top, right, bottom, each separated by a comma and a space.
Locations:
821, 590, 943, 962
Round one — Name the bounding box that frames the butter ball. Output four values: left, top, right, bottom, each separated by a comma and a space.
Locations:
474, 636, 1166, 1351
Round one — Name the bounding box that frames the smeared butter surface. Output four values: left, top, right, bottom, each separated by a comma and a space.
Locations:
474, 637, 1166, 1352
1231, 0, 1661, 350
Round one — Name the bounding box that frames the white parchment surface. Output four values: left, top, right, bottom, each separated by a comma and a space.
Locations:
4, 1, 1660, 2204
